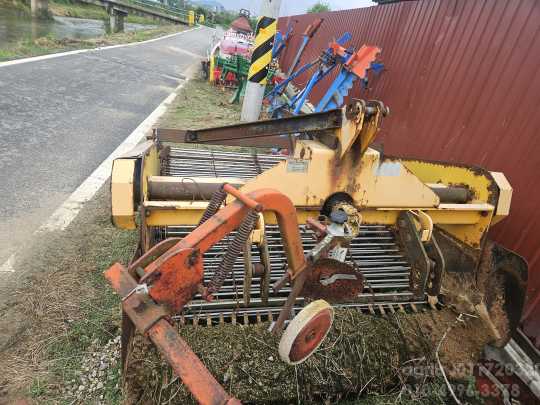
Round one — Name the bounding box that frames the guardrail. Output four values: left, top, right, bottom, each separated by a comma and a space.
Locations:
127, 0, 189, 22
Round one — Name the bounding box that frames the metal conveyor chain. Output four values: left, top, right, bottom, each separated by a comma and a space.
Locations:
156, 224, 428, 326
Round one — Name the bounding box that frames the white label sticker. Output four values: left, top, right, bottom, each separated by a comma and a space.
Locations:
375, 161, 401, 177
287, 159, 309, 173
328, 246, 348, 262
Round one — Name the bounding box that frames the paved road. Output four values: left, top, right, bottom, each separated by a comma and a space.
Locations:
0, 26, 214, 265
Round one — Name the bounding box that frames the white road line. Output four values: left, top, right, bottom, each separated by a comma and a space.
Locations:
0, 26, 203, 68
0, 255, 16, 274
0, 79, 188, 273
165, 46, 206, 59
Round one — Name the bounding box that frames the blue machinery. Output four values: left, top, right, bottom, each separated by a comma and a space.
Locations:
267, 32, 383, 116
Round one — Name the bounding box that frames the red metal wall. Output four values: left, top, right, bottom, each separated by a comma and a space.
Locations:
278, 0, 540, 301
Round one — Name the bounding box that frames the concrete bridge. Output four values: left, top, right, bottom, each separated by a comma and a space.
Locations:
31, 0, 190, 32
80, 0, 190, 31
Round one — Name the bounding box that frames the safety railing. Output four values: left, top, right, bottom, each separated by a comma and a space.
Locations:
125, 0, 190, 22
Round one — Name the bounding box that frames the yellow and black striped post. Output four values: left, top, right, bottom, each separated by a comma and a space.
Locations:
248, 16, 277, 85
241, 0, 281, 121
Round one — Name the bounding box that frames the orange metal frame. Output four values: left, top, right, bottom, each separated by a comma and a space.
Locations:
105, 187, 308, 405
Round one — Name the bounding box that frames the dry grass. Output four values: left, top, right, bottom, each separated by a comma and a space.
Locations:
0, 185, 137, 403
0, 79, 242, 404
158, 78, 242, 129
124, 308, 487, 404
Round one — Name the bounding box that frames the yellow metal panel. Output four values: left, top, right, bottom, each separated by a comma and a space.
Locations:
209, 52, 215, 83
145, 200, 208, 226
144, 205, 489, 246
111, 159, 137, 229
144, 201, 209, 209
141, 145, 160, 202
143, 203, 486, 228
400, 159, 499, 247
237, 141, 440, 209
490, 171, 512, 225
147, 209, 205, 226
401, 159, 495, 203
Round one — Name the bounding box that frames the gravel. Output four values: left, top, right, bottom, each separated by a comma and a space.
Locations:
63, 336, 121, 403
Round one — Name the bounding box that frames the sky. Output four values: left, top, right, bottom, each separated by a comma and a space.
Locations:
221, 0, 376, 16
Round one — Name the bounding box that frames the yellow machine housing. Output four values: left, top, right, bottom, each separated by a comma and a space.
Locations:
110, 101, 526, 347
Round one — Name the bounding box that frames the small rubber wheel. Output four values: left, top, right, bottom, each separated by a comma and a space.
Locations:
278, 300, 334, 365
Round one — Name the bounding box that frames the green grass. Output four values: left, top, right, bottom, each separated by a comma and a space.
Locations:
158, 79, 242, 129
27, 190, 135, 402
0, 0, 180, 62
29, 378, 47, 398
0, 184, 137, 403
0, 36, 93, 61
49, 0, 109, 20
0, 0, 31, 13
0, 24, 185, 62
50, 0, 164, 25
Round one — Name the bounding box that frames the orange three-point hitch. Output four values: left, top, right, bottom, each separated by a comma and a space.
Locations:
104, 187, 308, 405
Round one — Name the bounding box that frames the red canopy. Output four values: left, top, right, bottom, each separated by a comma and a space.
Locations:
230, 15, 252, 33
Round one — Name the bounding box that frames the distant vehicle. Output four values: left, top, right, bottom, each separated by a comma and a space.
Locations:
202, 9, 254, 79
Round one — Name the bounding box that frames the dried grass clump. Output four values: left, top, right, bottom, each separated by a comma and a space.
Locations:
0, 186, 136, 402
124, 307, 491, 404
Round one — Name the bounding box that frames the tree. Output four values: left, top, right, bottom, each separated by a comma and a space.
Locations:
249, 17, 257, 31
307, 1, 331, 13
195, 6, 207, 17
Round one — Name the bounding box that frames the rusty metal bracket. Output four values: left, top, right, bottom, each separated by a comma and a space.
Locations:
152, 108, 343, 148
104, 263, 241, 405
105, 263, 169, 334
183, 110, 342, 144
424, 234, 445, 298
128, 237, 182, 277
397, 211, 431, 300
258, 238, 272, 306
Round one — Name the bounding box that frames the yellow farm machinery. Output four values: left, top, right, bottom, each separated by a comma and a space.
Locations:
105, 100, 528, 404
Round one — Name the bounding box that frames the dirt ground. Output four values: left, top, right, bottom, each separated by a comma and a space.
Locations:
0, 79, 489, 404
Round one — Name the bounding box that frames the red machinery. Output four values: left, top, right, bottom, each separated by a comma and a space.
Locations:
106, 185, 357, 404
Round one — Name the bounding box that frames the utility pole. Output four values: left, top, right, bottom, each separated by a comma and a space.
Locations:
31, 0, 49, 19
240, 0, 281, 122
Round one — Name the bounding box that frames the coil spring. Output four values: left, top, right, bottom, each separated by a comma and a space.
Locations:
208, 209, 259, 294
198, 186, 227, 226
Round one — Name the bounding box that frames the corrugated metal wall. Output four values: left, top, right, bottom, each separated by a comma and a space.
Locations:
278, 0, 540, 300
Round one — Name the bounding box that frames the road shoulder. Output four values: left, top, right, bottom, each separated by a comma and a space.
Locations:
0, 78, 240, 404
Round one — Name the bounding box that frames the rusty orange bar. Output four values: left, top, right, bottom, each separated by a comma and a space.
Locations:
223, 183, 262, 210
306, 217, 327, 238
105, 188, 309, 403
148, 320, 241, 405
139, 188, 307, 315
105, 265, 240, 404
146, 188, 306, 280
191, 188, 305, 274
